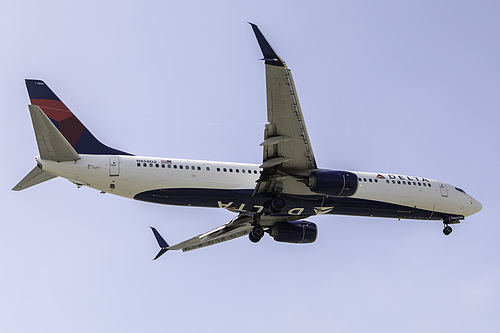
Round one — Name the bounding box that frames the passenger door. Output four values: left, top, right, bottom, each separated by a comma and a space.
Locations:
438, 182, 448, 197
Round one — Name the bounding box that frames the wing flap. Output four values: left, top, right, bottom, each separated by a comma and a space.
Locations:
263, 63, 316, 172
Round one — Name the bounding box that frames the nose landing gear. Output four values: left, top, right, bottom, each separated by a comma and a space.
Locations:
442, 216, 463, 236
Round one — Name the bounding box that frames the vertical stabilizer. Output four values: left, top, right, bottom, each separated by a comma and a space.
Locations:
25, 79, 131, 156
29, 105, 81, 162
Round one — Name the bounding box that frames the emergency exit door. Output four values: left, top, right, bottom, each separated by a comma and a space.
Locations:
109, 157, 120, 176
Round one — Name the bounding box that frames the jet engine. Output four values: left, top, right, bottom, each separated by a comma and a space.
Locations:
304, 170, 358, 197
269, 221, 317, 244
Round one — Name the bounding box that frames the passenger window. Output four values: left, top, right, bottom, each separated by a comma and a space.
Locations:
161, 164, 165, 168
236, 169, 239, 173
149, 163, 153, 167
402, 181, 406, 185
375, 179, 378, 183
180, 165, 183, 169
242, 169, 246, 173
223, 168, 227, 172
397, 181, 401, 184
363, 178, 367, 182
168, 164, 172, 168
229, 168, 233, 172
418, 182, 421, 186
369, 179, 372, 182
386, 180, 389, 183
206, 167, 210, 171
217, 167, 220, 172
143, 163, 147, 167
137, 163, 141, 167
155, 164, 159, 168
392, 180, 396, 184
197, 166, 201, 170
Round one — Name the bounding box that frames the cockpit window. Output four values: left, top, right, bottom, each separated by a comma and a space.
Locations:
455, 187, 466, 194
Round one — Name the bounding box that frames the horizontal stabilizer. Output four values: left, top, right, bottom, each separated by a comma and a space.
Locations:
29, 104, 81, 162
12, 166, 57, 191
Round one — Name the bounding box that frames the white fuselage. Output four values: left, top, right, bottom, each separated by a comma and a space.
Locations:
37, 154, 481, 220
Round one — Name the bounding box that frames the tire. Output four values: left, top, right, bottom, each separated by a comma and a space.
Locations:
270, 196, 286, 214
443, 226, 453, 235
249, 227, 264, 243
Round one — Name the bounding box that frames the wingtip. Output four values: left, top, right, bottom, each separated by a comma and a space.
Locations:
150, 227, 170, 248
151, 227, 170, 260
153, 248, 169, 260
248, 23, 284, 67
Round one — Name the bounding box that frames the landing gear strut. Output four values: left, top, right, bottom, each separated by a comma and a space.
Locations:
443, 225, 453, 235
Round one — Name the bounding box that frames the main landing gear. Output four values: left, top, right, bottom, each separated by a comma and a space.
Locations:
270, 196, 286, 214
249, 195, 286, 243
249, 214, 265, 243
249, 226, 265, 243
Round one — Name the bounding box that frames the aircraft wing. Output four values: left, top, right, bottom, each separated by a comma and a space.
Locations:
150, 25, 319, 258
151, 215, 254, 258
250, 24, 317, 195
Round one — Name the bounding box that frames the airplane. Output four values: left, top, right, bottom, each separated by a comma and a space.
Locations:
13, 23, 482, 259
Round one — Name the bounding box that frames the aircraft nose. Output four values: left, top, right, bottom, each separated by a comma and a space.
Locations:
471, 197, 483, 215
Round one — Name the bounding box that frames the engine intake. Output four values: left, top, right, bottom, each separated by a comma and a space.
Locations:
269, 221, 317, 244
305, 170, 358, 197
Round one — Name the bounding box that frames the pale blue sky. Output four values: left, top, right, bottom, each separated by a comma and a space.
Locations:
1, 1, 499, 332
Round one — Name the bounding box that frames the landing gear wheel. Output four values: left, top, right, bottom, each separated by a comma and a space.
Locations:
443, 225, 453, 235
270, 196, 286, 214
249, 226, 264, 243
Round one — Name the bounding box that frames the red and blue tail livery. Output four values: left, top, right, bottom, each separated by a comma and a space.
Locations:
26, 79, 131, 156
14, 25, 482, 257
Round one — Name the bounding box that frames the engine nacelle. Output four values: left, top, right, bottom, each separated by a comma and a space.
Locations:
305, 170, 358, 197
269, 221, 317, 244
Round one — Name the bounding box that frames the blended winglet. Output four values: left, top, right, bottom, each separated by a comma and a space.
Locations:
151, 227, 169, 260
248, 23, 284, 66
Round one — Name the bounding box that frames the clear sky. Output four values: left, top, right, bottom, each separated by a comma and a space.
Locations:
1, 1, 499, 332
